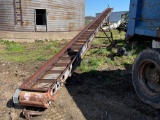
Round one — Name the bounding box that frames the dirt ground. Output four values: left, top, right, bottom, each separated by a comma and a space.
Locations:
0, 60, 160, 120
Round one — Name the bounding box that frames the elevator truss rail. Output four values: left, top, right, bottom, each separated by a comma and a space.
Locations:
13, 7, 113, 117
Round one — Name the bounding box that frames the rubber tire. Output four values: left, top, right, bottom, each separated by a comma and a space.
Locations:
132, 49, 160, 109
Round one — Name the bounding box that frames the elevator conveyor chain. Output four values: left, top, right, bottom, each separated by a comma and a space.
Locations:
13, 7, 113, 119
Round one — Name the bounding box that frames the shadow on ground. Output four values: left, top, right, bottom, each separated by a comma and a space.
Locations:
66, 65, 160, 120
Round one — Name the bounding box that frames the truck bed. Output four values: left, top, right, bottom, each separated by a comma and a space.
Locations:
127, 0, 160, 38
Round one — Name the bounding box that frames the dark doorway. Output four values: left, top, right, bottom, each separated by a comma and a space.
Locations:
35, 9, 46, 25
35, 9, 47, 31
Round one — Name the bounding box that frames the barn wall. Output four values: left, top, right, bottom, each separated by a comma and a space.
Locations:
0, 0, 15, 31
0, 0, 85, 32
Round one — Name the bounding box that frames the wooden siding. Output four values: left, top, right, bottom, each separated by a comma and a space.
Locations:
0, 0, 85, 32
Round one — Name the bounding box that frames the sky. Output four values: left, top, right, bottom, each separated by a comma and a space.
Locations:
85, 0, 130, 16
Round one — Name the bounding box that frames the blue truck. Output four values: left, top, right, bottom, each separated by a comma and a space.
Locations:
127, 0, 160, 108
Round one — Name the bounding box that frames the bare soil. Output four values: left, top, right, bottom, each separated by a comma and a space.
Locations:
0, 60, 160, 120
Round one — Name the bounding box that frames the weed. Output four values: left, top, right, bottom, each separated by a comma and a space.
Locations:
78, 57, 105, 73
44, 44, 53, 50
79, 59, 89, 72
0, 40, 62, 63
89, 57, 100, 67
6, 43, 25, 52
0, 30, 145, 71
105, 57, 116, 66
0, 40, 25, 52
96, 48, 107, 56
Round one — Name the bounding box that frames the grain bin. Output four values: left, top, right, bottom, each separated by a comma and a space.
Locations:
0, 0, 85, 32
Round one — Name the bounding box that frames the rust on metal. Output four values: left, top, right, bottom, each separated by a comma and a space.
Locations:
13, 7, 113, 118
19, 89, 57, 108
23, 108, 49, 120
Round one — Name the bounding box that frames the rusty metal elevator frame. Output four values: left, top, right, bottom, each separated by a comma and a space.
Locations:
13, 8, 113, 119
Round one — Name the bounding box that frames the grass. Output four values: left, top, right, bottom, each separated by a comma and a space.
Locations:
78, 56, 105, 73
0, 40, 62, 63
0, 40, 25, 52
77, 30, 148, 73
0, 30, 148, 73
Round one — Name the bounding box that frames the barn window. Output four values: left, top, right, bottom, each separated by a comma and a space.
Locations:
35, 9, 46, 25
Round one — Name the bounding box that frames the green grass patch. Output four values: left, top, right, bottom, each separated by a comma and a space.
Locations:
77, 30, 148, 72
0, 30, 148, 72
6, 43, 25, 52
0, 40, 62, 63
0, 40, 25, 52
78, 57, 105, 72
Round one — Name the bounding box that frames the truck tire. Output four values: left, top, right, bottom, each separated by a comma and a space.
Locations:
132, 49, 160, 108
